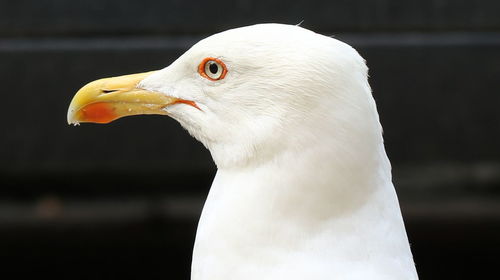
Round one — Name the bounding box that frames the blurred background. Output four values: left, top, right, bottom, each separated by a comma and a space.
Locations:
1, 0, 499, 279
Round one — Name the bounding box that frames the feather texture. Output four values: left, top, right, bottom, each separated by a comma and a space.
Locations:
139, 23, 418, 280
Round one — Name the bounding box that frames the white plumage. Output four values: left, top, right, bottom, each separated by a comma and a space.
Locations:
70, 23, 419, 280
141, 24, 418, 280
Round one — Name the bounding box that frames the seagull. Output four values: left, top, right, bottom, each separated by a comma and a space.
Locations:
67, 23, 418, 280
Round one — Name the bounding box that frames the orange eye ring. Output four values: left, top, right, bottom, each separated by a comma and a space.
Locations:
198, 57, 228, 81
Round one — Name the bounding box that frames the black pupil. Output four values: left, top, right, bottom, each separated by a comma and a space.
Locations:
209, 62, 219, 74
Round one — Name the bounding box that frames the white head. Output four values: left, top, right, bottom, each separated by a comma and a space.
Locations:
68, 23, 382, 170
141, 24, 380, 168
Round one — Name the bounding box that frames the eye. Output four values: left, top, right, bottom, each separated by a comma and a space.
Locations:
198, 57, 228, 81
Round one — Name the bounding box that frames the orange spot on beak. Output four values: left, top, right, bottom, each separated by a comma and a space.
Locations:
79, 102, 117, 124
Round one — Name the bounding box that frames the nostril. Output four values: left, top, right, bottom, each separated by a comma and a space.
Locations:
101, 89, 117, 94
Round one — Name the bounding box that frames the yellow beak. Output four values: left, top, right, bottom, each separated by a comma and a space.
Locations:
67, 71, 180, 124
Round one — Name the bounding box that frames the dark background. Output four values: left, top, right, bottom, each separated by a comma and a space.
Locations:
1, 0, 499, 279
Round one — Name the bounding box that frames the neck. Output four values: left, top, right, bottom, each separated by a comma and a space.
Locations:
191, 139, 418, 280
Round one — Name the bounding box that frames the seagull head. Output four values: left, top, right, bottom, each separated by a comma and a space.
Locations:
68, 23, 378, 168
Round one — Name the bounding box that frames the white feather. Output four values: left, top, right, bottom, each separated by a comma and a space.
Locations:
140, 23, 418, 280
